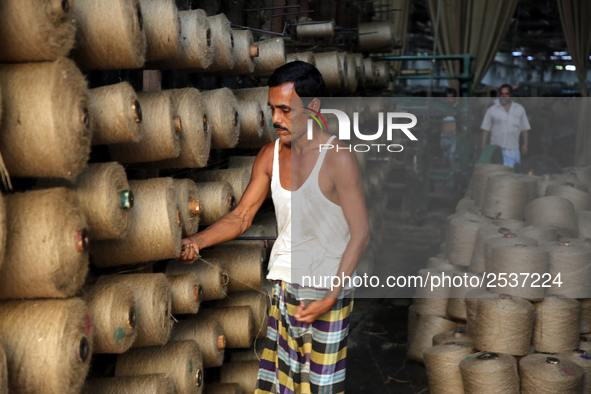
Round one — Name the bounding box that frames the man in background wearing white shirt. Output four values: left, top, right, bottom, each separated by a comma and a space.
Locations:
481, 84, 531, 168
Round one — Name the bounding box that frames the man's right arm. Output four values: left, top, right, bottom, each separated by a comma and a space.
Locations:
481, 108, 492, 150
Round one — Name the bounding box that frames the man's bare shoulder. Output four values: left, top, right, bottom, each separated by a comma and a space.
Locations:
324, 137, 360, 174
253, 140, 276, 175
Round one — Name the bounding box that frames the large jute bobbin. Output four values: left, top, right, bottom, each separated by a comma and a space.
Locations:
432, 326, 472, 346
581, 335, 591, 352
219, 290, 270, 339
542, 241, 591, 298
0, 0, 76, 62
482, 174, 528, 220
228, 156, 257, 174
84, 281, 137, 354
166, 258, 229, 301
253, 38, 286, 75
533, 297, 581, 353
296, 21, 335, 38
110, 91, 180, 163
580, 299, 591, 334
469, 225, 512, 273
286, 52, 316, 66
234, 96, 265, 143
85, 375, 175, 394
193, 169, 250, 205
204, 383, 243, 394
116, 340, 203, 394
358, 22, 401, 52
233, 87, 276, 148
448, 272, 480, 320
464, 289, 497, 336
198, 307, 254, 349
207, 14, 235, 71
90, 82, 142, 146
362, 58, 376, 85
97, 273, 172, 347
171, 318, 226, 368
167, 273, 201, 314
407, 314, 457, 363
424, 342, 474, 394
201, 88, 241, 149
551, 174, 590, 192
525, 196, 578, 237
337, 53, 359, 94
547, 183, 591, 211
514, 225, 559, 243
473, 295, 535, 356
470, 164, 511, 197
222, 30, 256, 76
73, 0, 146, 69
0, 188, 88, 299
193, 182, 235, 226
413, 269, 452, 318
220, 361, 259, 393
483, 233, 538, 273
566, 166, 591, 188
472, 169, 512, 208
365, 61, 392, 89
447, 218, 491, 267
90, 178, 182, 266
313, 51, 343, 89
519, 354, 584, 394
460, 352, 520, 394
456, 197, 476, 214
557, 349, 591, 393
0, 298, 92, 394
200, 247, 265, 292
0, 58, 91, 179
515, 174, 539, 203
138, 0, 180, 61
578, 211, 591, 239
174, 178, 201, 237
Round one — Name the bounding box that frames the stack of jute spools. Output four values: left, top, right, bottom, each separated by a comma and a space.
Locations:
407, 164, 591, 393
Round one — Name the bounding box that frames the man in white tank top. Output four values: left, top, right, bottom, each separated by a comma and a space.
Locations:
177, 61, 369, 394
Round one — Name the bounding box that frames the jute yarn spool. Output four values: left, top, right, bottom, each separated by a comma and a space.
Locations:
472, 169, 512, 208
235, 97, 264, 142
407, 314, 457, 363
482, 174, 528, 220
0, 188, 88, 299
525, 196, 578, 237
91, 178, 181, 266
171, 319, 225, 368
296, 21, 335, 38
459, 352, 520, 394
362, 58, 376, 85
432, 327, 472, 346
456, 197, 476, 213
423, 342, 474, 394
552, 175, 590, 192
514, 225, 558, 243
167, 273, 201, 314
0, 58, 90, 179
0, 0, 75, 62
351, 54, 365, 83
582, 335, 591, 352
557, 349, 591, 393
567, 167, 591, 188
358, 22, 400, 52
533, 297, 581, 353
219, 290, 270, 339
365, 61, 391, 89
166, 258, 229, 300
489, 244, 548, 301
286, 52, 316, 66
204, 383, 243, 394
470, 163, 511, 198
198, 307, 254, 348
193, 182, 235, 226
200, 248, 264, 292
84, 281, 137, 354
413, 269, 451, 318
339, 53, 359, 94
464, 289, 499, 337
220, 361, 259, 393
193, 169, 249, 204
448, 272, 480, 320
447, 218, 490, 267
90, 82, 142, 146
542, 241, 591, 298
0, 298, 91, 394
174, 178, 201, 237
407, 304, 420, 344
201, 88, 240, 149
483, 234, 538, 274
473, 295, 535, 356
578, 211, 591, 239
519, 354, 584, 394
138, 0, 180, 61
581, 299, 591, 334
253, 38, 286, 75
73, 0, 146, 69
97, 273, 173, 347
547, 183, 591, 211
233, 87, 276, 147
207, 14, 235, 71
469, 225, 511, 274
228, 156, 257, 173
491, 218, 526, 229
110, 91, 180, 164
116, 340, 203, 394
85, 375, 175, 394
224, 30, 256, 76
537, 178, 561, 198
313, 51, 343, 89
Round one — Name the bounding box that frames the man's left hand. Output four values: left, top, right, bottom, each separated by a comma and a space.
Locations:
294, 298, 337, 324
521, 144, 528, 155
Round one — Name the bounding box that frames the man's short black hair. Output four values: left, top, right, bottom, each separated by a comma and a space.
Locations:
445, 87, 458, 97
500, 84, 513, 94
268, 61, 326, 101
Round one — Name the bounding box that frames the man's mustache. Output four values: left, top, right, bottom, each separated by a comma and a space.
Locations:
274, 123, 288, 131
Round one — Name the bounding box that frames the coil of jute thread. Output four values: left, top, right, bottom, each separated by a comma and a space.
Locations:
233, 87, 276, 147
407, 314, 457, 363
447, 218, 491, 267
336, 53, 359, 94
0, 58, 91, 179
482, 174, 528, 220
200, 248, 265, 292
0, 0, 75, 62
84, 281, 137, 354
547, 183, 591, 211
167, 273, 201, 314
491, 218, 526, 229
582, 335, 591, 352
286, 52, 316, 66
234, 97, 264, 143
365, 61, 391, 89
483, 233, 538, 273
578, 211, 591, 239
472, 169, 512, 208
514, 174, 539, 203
73, 0, 146, 69
220, 361, 259, 393
448, 272, 480, 320
488, 244, 548, 301
296, 21, 335, 39
362, 58, 376, 85
459, 351, 520, 394
433, 326, 473, 346
90, 82, 142, 146
0, 298, 92, 394
313, 51, 343, 89
85, 374, 175, 394
456, 197, 476, 214
221, 30, 256, 76
193, 169, 249, 205
537, 177, 561, 198
464, 289, 498, 338
351, 54, 365, 84
253, 38, 286, 76
204, 383, 244, 394
207, 14, 235, 71
116, 340, 203, 394
137, 0, 179, 61
171, 318, 226, 368
97, 273, 173, 347
110, 91, 181, 164
0, 188, 88, 299
581, 299, 591, 334
514, 225, 559, 243
198, 307, 254, 348
228, 156, 257, 173
358, 22, 400, 52
533, 296, 581, 353
520, 354, 584, 394
552, 174, 590, 192
557, 349, 591, 393
219, 290, 270, 339
542, 241, 591, 298
423, 342, 474, 394
200, 88, 240, 149
568, 167, 591, 188
469, 225, 511, 273
413, 269, 452, 318
526, 196, 578, 237
91, 178, 181, 266
473, 294, 535, 356
166, 258, 229, 300
193, 182, 235, 226
174, 179, 201, 237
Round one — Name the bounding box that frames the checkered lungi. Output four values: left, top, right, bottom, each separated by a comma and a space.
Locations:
255, 280, 354, 394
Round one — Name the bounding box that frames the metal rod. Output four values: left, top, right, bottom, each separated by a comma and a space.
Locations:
244, 5, 300, 11
358, 31, 379, 35
269, 10, 314, 18
230, 24, 284, 36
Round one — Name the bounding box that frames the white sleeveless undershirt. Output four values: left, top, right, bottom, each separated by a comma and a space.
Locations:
267, 136, 351, 287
